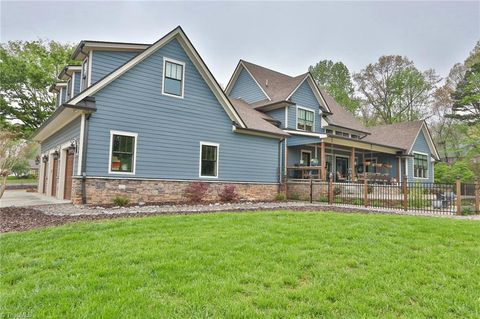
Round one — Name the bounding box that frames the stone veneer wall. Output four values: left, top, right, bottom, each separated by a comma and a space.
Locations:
72, 177, 279, 205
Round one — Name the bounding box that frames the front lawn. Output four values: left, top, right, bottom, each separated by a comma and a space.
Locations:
6, 176, 37, 184
1, 211, 479, 318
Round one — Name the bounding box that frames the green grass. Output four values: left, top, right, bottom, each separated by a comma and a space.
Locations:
6, 176, 37, 184
1, 211, 479, 318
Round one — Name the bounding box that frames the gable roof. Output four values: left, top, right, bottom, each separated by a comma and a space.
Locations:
362, 120, 439, 159
319, 89, 370, 134
67, 26, 246, 129
226, 60, 331, 112
230, 98, 288, 137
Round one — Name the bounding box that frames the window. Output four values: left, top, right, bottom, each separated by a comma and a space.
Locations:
67, 79, 72, 99
326, 129, 333, 134
200, 142, 218, 178
163, 58, 185, 97
342, 132, 349, 137
351, 134, 360, 139
297, 108, 314, 131
109, 131, 137, 174
335, 131, 343, 136
414, 153, 428, 178
81, 58, 88, 90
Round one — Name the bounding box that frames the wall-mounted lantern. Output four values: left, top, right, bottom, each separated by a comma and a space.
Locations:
42, 155, 49, 163
53, 149, 60, 159
69, 139, 78, 154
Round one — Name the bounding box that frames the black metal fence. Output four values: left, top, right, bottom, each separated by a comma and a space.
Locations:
285, 178, 480, 216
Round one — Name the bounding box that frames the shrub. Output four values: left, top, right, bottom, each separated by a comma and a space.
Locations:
318, 195, 328, 203
113, 196, 129, 206
352, 198, 363, 206
333, 186, 341, 196
461, 206, 474, 215
334, 197, 343, 204
218, 185, 239, 203
288, 193, 300, 200
184, 182, 209, 203
274, 193, 286, 201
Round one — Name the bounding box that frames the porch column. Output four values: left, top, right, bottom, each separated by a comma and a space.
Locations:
350, 147, 356, 180
320, 142, 326, 180
398, 157, 402, 182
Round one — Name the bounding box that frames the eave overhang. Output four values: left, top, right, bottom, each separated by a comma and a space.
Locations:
32, 97, 96, 142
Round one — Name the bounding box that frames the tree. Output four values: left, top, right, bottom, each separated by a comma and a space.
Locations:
0, 40, 77, 137
448, 63, 480, 125
430, 63, 465, 161
309, 60, 360, 113
434, 161, 475, 184
354, 55, 439, 126
0, 130, 29, 198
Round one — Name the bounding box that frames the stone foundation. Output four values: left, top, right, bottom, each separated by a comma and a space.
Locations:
72, 177, 279, 205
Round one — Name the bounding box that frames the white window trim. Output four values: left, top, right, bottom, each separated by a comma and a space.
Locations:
199, 141, 219, 178
108, 130, 138, 175
162, 57, 186, 99
296, 106, 315, 132
80, 56, 88, 90
412, 151, 429, 179
70, 74, 75, 97
58, 89, 63, 107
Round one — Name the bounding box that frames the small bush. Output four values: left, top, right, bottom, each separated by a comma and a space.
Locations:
333, 186, 341, 196
184, 182, 209, 203
318, 195, 328, 203
461, 206, 474, 215
334, 197, 344, 204
289, 193, 300, 200
113, 196, 129, 206
275, 193, 286, 201
352, 198, 363, 206
218, 185, 239, 203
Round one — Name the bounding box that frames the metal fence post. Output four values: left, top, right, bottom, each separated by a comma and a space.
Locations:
475, 178, 480, 214
364, 178, 368, 207
328, 176, 333, 205
456, 177, 462, 215
403, 175, 408, 211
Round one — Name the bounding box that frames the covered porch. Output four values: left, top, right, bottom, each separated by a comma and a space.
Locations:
284, 135, 407, 183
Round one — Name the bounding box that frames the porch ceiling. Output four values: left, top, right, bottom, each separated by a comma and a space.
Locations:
324, 136, 403, 155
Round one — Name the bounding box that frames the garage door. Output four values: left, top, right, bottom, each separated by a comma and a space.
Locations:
51, 157, 58, 197
63, 150, 75, 200
42, 160, 48, 194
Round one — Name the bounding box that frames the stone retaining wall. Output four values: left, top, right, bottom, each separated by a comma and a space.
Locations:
72, 178, 279, 205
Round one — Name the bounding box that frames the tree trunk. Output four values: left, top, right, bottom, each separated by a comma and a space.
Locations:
0, 175, 7, 199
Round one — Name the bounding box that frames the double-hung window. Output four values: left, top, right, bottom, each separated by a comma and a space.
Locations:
109, 131, 137, 174
414, 153, 428, 178
163, 58, 185, 97
81, 58, 88, 90
200, 142, 219, 178
297, 108, 314, 131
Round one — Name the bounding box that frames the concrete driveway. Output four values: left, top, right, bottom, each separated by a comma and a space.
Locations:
0, 190, 70, 208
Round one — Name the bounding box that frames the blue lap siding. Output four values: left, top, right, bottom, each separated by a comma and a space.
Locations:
407, 130, 434, 182
289, 81, 322, 133
91, 51, 140, 84
228, 68, 268, 104
85, 39, 280, 183
41, 116, 82, 174
73, 72, 81, 95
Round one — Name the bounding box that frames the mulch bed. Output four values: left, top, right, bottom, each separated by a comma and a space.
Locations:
0, 207, 161, 233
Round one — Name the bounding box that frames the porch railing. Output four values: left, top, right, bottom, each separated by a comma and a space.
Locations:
284, 176, 480, 216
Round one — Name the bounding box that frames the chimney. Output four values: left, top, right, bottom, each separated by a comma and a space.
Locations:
266, 79, 269, 87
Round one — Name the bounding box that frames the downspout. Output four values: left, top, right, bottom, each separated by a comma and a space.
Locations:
81, 113, 91, 204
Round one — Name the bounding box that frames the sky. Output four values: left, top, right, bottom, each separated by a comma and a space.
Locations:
1, 1, 479, 86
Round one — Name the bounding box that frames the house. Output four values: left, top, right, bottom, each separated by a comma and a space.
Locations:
33, 26, 439, 205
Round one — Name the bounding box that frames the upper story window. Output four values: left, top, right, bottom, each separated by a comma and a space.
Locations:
414, 153, 428, 178
351, 134, 360, 139
297, 107, 314, 132
162, 57, 185, 98
109, 131, 137, 174
199, 142, 219, 178
326, 129, 333, 134
81, 58, 89, 90
67, 79, 72, 100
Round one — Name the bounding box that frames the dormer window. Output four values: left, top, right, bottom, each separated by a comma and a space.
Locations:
81, 58, 88, 90
297, 107, 314, 132
162, 57, 185, 98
